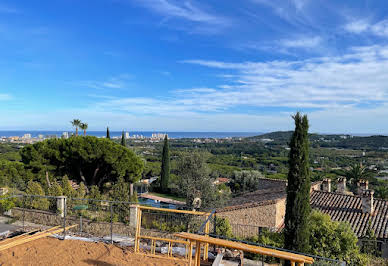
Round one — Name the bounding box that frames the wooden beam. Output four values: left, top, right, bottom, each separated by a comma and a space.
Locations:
0, 229, 40, 245
0, 225, 77, 252
175, 232, 314, 264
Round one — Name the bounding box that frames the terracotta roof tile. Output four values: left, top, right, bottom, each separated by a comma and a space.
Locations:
311, 190, 388, 239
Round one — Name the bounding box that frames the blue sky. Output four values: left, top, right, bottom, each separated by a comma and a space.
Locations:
1, 0, 388, 133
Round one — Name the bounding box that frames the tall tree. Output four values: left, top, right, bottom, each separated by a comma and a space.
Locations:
79, 122, 88, 136
21, 136, 144, 190
176, 152, 230, 210
106, 127, 110, 139
121, 131, 126, 147
284, 112, 311, 253
160, 135, 170, 193
71, 119, 81, 136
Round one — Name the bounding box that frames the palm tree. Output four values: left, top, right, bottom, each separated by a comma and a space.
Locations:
79, 122, 88, 136
344, 163, 373, 183
71, 119, 81, 136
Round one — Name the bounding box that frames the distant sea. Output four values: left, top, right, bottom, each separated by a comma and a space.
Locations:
0, 131, 261, 139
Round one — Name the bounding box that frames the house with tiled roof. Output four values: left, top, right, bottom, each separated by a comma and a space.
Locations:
217, 177, 388, 257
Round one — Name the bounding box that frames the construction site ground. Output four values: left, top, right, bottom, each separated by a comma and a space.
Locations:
0, 237, 186, 266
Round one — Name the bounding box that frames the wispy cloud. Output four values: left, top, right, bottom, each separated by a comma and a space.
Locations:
77, 74, 132, 90
345, 19, 388, 37
137, 0, 227, 24
251, 0, 313, 28
280, 36, 321, 48
83, 45, 388, 119
132, 0, 231, 34
182, 45, 388, 110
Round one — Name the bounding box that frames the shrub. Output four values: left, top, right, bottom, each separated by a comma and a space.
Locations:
214, 217, 233, 238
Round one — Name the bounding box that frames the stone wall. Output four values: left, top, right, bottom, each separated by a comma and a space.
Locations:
275, 198, 286, 228
217, 198, 287, 238
217, 202, 277, 236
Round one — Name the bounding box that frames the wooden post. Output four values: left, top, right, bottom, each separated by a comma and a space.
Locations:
135, 206, 142, 252
204, 221, 209, 261
189, 242, 193, 266
195, 241, 201, 266
291, 261, 295, 266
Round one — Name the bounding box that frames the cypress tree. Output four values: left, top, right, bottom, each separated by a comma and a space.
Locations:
106, 127, 110, 139
121, 130, 126, 147
284, 112, 311, 253
160, 135, 170, 193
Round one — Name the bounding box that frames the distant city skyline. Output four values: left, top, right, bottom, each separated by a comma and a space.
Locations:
1, 1, 388, 132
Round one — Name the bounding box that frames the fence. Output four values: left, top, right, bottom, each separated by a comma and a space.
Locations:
0, 194, 142, 242
197, 211, 346, 266
0, 194, 348, 265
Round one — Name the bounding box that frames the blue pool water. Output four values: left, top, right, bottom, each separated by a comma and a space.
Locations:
138, 198, 177, 209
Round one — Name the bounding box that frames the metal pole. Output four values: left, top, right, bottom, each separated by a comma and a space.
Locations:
110, 203, 113, 244
63, 198, 67, 240
22, 196, 25, 231
79, 214, 82, 234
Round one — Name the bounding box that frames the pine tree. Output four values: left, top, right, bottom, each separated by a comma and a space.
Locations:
61, 175, 75, 198
160, 135, 170, 193
26, 180, 50, 210
77, 182, 87, 198
48, 181, 63, 196
121, 130, 126, 147
106, 127, 110, 139
284, 112, 311, 253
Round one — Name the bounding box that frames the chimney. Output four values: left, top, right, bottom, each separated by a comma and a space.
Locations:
322, 178, 331, 192
337, 177, 347, 193
361, 190, 374, 214
357, 179, 368, 195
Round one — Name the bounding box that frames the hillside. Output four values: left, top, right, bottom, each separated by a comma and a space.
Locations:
248, 131, 388, 150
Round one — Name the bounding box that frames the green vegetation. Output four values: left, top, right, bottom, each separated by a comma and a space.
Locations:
106, 127, 110, 139
160, 135, 170, 193
71, 119, 81, 136
176, 152, 230, 210
214, 217, 233, 238
79, 122, 88, 136
121, 131, 126, 147
229, 170, 263, 193
248, 211, 368, 265
284, 113, 311, 253
20, 136, 143, 189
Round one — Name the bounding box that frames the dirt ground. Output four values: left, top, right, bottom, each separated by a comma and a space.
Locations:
0, 237, 186, 266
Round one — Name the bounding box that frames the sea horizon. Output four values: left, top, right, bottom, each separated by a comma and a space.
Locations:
0, 130, 262, 139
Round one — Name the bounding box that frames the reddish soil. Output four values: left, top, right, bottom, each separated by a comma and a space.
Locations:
0, 237, 186, 266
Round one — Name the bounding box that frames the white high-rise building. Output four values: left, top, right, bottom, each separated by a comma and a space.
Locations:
23, 133, 32, 139
62, 132, 69, 139
125, 132, 130, 139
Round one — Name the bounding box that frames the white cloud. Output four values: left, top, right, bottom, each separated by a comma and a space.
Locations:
344, 19, 370, 34
137, 0, 227, 24
345, 19, 388, 37
77, 74, 132, 90
371, 19, 388, 37
133, 0, 230, 34
183, 45, 388, 109
280, 36, 321, 48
